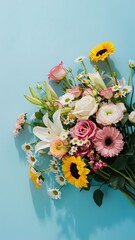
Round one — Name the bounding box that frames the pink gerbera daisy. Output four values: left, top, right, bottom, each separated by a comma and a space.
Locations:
94, 127, 124, 157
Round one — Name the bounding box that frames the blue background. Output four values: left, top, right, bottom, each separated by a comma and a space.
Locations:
0, 0, 135, 239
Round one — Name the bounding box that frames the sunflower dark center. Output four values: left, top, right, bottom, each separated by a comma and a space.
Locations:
105, 137, 113, 146
70, 163, 80, 179
96, 49, 107, 56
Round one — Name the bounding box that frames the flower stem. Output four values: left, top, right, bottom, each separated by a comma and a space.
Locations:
24, 122, 34, 127
105, 58, 118, 85
81, 61, 87, 74
63, 77, 72, 88
41, 167, 50, 173
128, 67, 132, 85
107, 164, 135, 186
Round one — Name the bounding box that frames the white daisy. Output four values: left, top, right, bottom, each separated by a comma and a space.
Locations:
70, 146, 78, 153
83, 140, 91, 147
75, 71, 85, 80
129, 59, 135, 68
50, 160, 59, 173
77, 139, 84, 146
70, 138, 79, 145
55, 175, 66, 186
22, 143, 33, 154
60, 130, 69, 140
48, 188, 61, 199
74, 56, 86, 62
122, 86, 132, 94
59, 93, 74, 105
112, 85, 121, 92
27, 154, 37, 166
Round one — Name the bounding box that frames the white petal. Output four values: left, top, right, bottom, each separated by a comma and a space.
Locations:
53, 110, 63, 133
43, 113, 59, 134
35, 141, 50, 153
33, 127, 52, 141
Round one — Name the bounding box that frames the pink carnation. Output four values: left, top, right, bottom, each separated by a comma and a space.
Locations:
100, 88, 113, 99
71, 120, 97, 140
48, 61, 67, 81
13, 113, 26, 136
67, 85, 82, 98
82, 88, 93, 96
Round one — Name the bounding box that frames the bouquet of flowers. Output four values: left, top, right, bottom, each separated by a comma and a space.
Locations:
14, 42, 135, 206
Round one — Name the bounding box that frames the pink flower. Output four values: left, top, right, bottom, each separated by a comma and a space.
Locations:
48, 61, 67, 81
53, 101, 63, 109
13, 113, 26, 136
50, 137, 68, 159
93, 160, 107, 172
82, 88, 93, 97
71, 120, 97, 140
94, 127, 124, 157
67, 85, 82, 98
96, 103, 124, 126
100, 88, 113, 99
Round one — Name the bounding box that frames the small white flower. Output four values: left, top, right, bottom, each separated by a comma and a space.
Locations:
48, 188, 61, 199
112, 85, 121, 92
55, 175, 66, 186
74, 56, 86, 62
60, 130, 69, 140
70, 146, 78, 153
63, 118, 70, 125
75, 71, 85, 80
122, 85, 132, 94
22, 143, 33, 154
50, 160, 59, 173
129, 59, 135, 68
77, 140, 84, 146
59, 93, 74, 105
70, 138, 79, 145
27, 154, 37, 166
83, 140, 91, 147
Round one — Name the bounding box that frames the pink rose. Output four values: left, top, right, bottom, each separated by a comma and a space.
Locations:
82, 88, 93, 96
48, 61, 67, 81
100, 88, 113, 99
71, 120, 97, 140
67, 85, 82, 98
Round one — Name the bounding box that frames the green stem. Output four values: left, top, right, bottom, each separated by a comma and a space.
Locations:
120, 189, 135, 206
126, 166, 135, 180
107, 164, 135, 186
41, 167, 50, 173
24, 122, 34, 127
81, 61, 87, 74
105, 58, 118, 85
63, 77, 72, 88
128, 67, 132, 85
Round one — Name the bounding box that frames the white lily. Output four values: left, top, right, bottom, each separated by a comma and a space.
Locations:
33, 110, 66, 152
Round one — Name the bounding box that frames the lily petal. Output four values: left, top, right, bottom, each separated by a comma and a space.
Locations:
35, 141, 50, 153
43, 113, 60, 134
53, 110, 64, 133
33, 126, 52, 141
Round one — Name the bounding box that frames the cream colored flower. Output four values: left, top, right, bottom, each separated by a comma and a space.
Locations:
72, 95, 98, 120
88, 72, 107, 91
129, 111, 135, 123
96, 103, 124, 126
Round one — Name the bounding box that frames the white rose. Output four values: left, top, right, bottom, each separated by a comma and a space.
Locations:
88, 72, 107, 91
72, 95, 98, 120
116, 102, 127, 113
129, 111, 135, 123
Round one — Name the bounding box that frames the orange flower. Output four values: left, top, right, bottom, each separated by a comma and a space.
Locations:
50, 137, 68, 159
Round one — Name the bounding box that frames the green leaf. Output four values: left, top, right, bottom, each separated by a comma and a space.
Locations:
35, 111, 43, 120
24, 95, 43, 106
93, 174, 105, 182
29, 87, 39, 99
44, 81, 58, 101
93, 189, 104, 207
121, 113, 129, 126
109, 176, 125, 189
111, 156, 128, 170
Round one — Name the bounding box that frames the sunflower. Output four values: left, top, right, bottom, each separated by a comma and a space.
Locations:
89, 42, 115, 62
62, 155, 90, 188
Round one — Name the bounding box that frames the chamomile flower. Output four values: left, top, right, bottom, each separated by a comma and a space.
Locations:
55, 175, 66, 186
59, 93, 74, 105
48, 188, 61, 199
83, 140, 91, 147
75, 71, 85, 80
112, 85, 121, 92
122, 86, 132, 94
77, 139, 84, 146
27, 154, 37, 166
74, 56, 86, 62
50, 160, 59, 173
70, 146, 78, 153
63, 118, 70, 125
60, 130, 69, 140
129, 59, 135, 68
22, 143, 33, 154
70, 138, 79, 145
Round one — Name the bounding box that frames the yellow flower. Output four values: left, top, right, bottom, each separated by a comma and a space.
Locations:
29, 168, 43, 189
89, 42, 115, 62
62, 155, 90, 188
